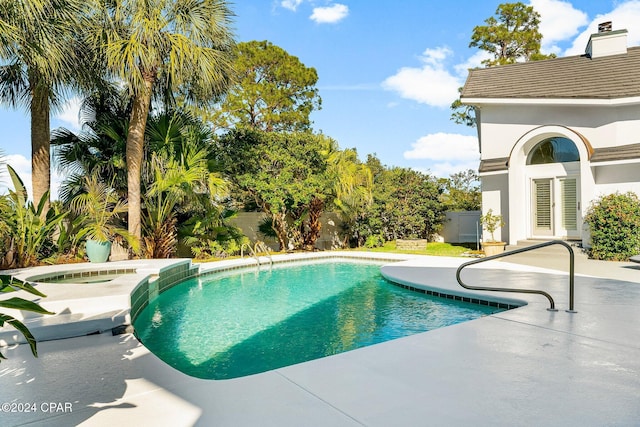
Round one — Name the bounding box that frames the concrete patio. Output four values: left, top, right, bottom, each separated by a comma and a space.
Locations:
1, 251, 639, 426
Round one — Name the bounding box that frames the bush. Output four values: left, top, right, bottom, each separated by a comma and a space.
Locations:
364, 234, 385, 248
584, 192, 640, 261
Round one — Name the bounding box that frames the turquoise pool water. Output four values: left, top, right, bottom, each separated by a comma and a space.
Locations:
134, 260, 503, 379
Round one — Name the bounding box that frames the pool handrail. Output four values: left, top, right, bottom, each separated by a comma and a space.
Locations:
455, 240, 576, 313
254, 241, 273, 265
240, 243, 261, 265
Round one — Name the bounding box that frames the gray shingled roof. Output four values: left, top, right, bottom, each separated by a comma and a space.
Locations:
461, 46, 640, 100
591, 143, 640, 162
478, 158, 509, 173
478, 143, 640, 173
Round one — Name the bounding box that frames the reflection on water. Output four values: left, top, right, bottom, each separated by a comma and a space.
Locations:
134, 261, 502, 379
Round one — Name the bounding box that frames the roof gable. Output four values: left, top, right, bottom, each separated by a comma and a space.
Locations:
461, 46, 640, 100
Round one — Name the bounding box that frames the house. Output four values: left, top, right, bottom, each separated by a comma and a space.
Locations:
461, 23, 640, 246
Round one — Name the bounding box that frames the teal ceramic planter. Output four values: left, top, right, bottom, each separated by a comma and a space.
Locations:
86, 239, 112, 263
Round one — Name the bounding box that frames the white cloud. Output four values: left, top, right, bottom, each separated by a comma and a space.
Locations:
281, 0, 303, 12
404, 133, 479, 178
530, 0, 588, 54
454, 50, 493, 76
382, 47, 461, 108
429, 161, 481, 178
55, 96, 82, 131
0, 154, 32, 198
564, 1, 640, 56
0, 154, 63, 201
420, 46, 453, 67
310, 3, 349, 24
404, 133, 479, 161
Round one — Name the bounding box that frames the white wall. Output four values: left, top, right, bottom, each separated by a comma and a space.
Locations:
441, 211, 481, 244
228, 212, 343, 251
593, 163, 640, 196
480, 174, 509, 243
477, 101, 640, 245
477, 104, 640, 160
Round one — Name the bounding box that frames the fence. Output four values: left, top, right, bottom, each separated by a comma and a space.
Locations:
440, 211, 481, 244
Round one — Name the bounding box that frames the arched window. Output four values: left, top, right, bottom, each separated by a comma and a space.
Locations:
526, 137, 580, 165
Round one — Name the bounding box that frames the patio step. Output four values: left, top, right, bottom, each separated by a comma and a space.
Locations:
0, 309, 130, 347
505, 240, 588, 258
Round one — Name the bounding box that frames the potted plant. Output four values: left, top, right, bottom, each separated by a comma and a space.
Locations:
71, 176, 138, 262
480, 209, 506, 256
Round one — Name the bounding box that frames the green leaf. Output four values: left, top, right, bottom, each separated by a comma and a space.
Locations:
0, 314, 38, 357
7, 164, 27, 207
0, 276, 48, 298
0, 297, 55, 315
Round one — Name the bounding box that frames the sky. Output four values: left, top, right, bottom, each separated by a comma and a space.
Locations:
1, 0, 640, 199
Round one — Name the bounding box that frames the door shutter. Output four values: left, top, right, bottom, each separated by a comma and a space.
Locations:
534, 180, 552, 230
561, 178, 577, 230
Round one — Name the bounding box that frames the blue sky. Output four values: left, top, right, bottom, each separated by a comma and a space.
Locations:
1, 0, 640, 199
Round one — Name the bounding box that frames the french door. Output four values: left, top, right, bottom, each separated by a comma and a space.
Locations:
532, 177, 579, 239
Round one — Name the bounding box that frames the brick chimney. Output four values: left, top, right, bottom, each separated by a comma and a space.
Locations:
585, 22, 628, 58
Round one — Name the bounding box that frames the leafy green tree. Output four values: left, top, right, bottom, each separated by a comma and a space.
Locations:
87, 0, 236, 242
328, 148, 373, 246
218, 129, 335, 251
470, 2, 553, 67
145, 110, 233, 258
376, 167, 445, 240
0, 0, 83, 207
450, 87, 477, 127
441, 169, 481, 211
451, 2, 555, 126
51, 87, 131, 203
143, 123, 227, 258
53, 96, 235, 259
354, 157, 446, 245
210, 40, 321, 132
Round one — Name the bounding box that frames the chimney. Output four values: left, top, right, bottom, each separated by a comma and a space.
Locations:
598, 21, 612, 33
586, 22, 628, 58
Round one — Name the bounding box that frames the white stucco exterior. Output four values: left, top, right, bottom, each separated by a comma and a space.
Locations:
462, 29, 640, 246
470, 102, 640, 245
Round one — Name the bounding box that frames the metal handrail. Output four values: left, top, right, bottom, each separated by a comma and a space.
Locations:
254, 241, 273, 265
240, 243, 260, 265
456, 240, 576, 313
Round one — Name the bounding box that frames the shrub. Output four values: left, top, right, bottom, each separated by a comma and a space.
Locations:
584, 192, 640, 261
364, 234, 384, 248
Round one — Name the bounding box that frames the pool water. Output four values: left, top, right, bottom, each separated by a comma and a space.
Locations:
133, 261, 503, 379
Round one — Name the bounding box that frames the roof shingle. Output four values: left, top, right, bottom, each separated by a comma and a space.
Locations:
461, 46, 640, 100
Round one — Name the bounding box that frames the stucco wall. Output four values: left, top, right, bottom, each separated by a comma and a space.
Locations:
480, 174, 509, 243
441, 211, 481, 244
230, 211, 482, 250
228, 212, 343, 251
477, 104, 640, 160
593, 163, 640, 197
477, 101, 640, 245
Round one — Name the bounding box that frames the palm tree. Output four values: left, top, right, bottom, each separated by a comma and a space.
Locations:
88, 0, 235, 243
143, 110, 228, 258
0, 0, 83, 208
304, 144, 373, 250
51, 88, 131, 203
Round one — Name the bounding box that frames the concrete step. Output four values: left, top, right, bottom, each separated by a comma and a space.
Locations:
0, 309, 130, 346
505, 240, 588, 258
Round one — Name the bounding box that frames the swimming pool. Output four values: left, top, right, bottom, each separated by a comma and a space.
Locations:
133, 260, 504, 379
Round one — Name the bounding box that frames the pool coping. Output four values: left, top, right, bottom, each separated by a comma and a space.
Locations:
0, 251, 596, 346
1, 252, 639, 425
